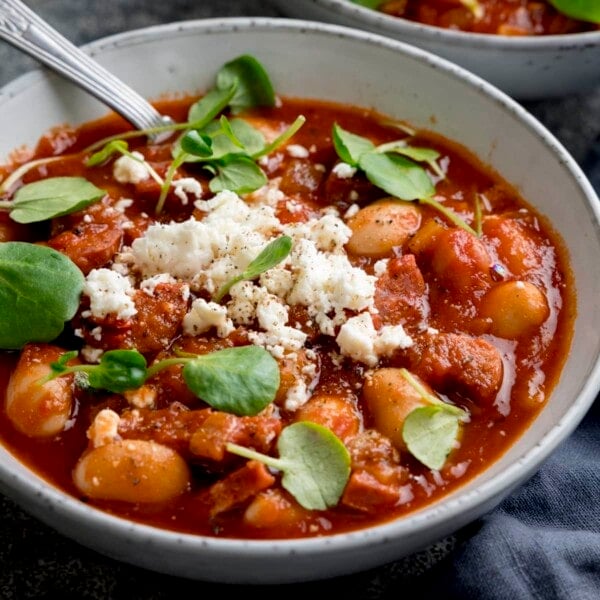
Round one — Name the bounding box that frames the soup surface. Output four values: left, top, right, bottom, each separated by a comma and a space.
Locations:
368, 0, 599, 35
0, 57, 574, 540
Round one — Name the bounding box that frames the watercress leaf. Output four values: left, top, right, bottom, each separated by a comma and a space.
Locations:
182, 345, 279, 416
351, 0, 384, 8
49, 350, 79, 375
87, 349, 148, 393
243, 235, 292, 281
376, 143, 445, 179
403, 405, 461, 470
187, 83, 237, 126
227, 119, 266, 156
213, 235, 292, 302
219, 116, 245, 149
547, 0, 600, 22
199, 119, 266, 160
208, 155, 267, 195
276, 422, 351, 510
85, 140, 129, 167
180, 130, 213, 157
216, 54, 276, 113
332, 123, 376, 166
0, 242, 84, 349
8, 177, 106, 224
378, 143, 440, 164
358, 152, 435, 200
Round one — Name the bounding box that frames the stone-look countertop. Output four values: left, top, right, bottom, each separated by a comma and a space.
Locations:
0, 1, 598, 598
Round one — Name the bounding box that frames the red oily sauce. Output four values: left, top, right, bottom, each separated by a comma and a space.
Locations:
0, 93, 575, 540
375, 0, 599, 35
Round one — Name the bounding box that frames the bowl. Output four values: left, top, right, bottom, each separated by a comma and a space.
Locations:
1, 17, 600, 584
270, 0, 600, 99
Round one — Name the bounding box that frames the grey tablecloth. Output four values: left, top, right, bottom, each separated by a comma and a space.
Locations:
1, 1, 599, 598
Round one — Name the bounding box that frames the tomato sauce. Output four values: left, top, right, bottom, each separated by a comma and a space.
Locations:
376, 0, 599, 35
0, 95, 575, 539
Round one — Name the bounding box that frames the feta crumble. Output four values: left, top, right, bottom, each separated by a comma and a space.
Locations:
113, 152, 150, 184
83, 269, 137, 320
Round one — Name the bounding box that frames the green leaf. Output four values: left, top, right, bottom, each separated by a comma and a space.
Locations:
187, 84, 237, 127
377, 142, 440, 164
0, 242, 84, 349
49, 350, 79, 375
216, 54, 276, 113
86, 350, 148, 393
203, 119, 266, 160
358, 152, 435, 200
213, 235, 292, 302
332, 123, 375, 166
547, 0, 600, 22
219, 115, 245, 149
182, 346, 280, 416
277, 422, 351, 510
208, 155, 267, 195
4, 177, 106, 224
42, 349, 147, 393
85, 140, 129, 167
403, 406, 461, 470
351, 0, 384, 8
226, 421, 351, 510
179, 130, 214, 158
376, 142, 445, 180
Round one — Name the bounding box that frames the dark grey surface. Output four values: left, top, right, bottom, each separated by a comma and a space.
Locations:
0, 1, 599, 598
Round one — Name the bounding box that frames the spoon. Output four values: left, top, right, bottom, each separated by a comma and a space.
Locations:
0, 0, 172, 142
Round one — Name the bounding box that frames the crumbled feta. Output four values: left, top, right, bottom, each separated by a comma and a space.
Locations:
286, 144, 310, 158
287, 239, 376, 336
134, 191, 280, 292
140, 273, 178, 296
83, 269, 137, 320
173, 177, 203, 204
336, 312, 413, 367
332, 162, 357, 179
87, 408, 120, 447
113, 151, 149, 184
374, 259, 389, 277
124, 386, 156, 409
81, 346, 104, 363
114, 198, 134, 213
344, 203, 360, 220
183, 298, 234, 338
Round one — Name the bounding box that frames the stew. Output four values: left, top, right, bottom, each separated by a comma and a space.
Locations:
360, 0, 600, 35
0, 56, 575, 540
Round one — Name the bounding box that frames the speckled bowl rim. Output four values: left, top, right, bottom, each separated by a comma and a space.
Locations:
286, 0, 600, 51
1, 16, 599, 567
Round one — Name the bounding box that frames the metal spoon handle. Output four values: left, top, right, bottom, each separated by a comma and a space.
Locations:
0, 0, 170, 138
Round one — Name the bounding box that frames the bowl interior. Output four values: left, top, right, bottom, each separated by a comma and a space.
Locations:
1, 17, 600, 582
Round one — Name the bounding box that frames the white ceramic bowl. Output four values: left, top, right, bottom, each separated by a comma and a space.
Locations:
1, 17, 600, 584
270, 0, 600, 99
